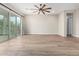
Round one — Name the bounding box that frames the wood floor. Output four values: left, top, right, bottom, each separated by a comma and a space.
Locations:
0, 35, 79, 56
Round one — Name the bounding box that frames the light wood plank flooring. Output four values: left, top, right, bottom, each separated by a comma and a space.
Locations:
0, 35, 79, 56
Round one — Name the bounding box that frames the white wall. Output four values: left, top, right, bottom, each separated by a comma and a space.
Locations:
58, 10, 79, 37
22, 10, 79, 38
58, 12, 66, 36
23, 15, 58, 34
73, 9, 79, 37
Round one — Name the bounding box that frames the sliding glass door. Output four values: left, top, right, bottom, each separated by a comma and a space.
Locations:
0, 7, 22, 42
9, 14, 21, 38
0, 8, 9, 42
9, 14, 17, 38
17, 17, 21, 36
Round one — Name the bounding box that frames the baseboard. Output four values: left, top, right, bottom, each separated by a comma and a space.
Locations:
23, 33, 58, 35
72, 34, 79, 38
58, 34, 66, 37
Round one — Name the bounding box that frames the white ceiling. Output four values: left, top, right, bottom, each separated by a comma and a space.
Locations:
5, 3, 79, 15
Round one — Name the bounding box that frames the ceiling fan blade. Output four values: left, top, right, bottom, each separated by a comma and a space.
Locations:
45, 11, 50, 13
40, 4, 42, 6
38, 11, 40, 14
42, 11, 45, 15
42, 4, 46, 9
34, 5, 39, 9
44, 8, 52, 10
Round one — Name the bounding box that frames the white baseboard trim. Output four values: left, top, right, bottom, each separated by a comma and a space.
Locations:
72, 34, 79, 38
23, 33, 58, 35
58, 34, 66, 37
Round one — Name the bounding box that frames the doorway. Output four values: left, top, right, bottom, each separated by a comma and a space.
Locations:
66, 13, 73, 37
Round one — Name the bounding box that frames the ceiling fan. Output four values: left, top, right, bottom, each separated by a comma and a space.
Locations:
33, 4, 52, 15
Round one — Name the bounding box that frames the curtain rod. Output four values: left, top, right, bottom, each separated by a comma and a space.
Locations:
0, 3, 23, 17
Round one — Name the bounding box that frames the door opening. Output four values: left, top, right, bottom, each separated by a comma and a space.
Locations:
66, 13, 73, 37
